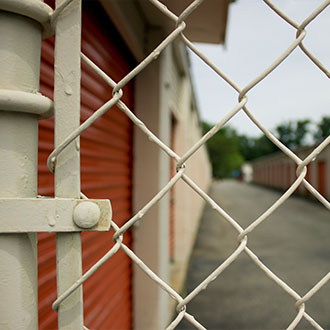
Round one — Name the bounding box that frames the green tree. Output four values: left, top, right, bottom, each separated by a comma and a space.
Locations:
203, 122, 244, 179
314, 116, 330, 142
238, 134, 278, 161
253, 135, 279, 158
203, 117, 316, 177
295, 119, 311, 147
275, 119, 310, 149
276, 121, 294, 148
238, 134, 255, 161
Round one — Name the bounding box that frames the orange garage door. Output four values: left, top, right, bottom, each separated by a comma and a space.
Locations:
317, 161, 327, 198
38, 2, 135, 329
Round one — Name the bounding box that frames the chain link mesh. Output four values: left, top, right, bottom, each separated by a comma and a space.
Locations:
47, 1, 330, 329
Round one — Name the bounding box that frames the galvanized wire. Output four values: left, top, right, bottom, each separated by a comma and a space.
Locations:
47, 0, 330, 329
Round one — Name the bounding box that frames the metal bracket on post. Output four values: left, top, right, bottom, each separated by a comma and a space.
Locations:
0, 198, 112, 233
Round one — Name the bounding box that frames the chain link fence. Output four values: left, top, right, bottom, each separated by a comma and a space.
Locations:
47, 0, 330, 329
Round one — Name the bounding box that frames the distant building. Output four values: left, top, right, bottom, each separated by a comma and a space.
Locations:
251, 145, 330, 200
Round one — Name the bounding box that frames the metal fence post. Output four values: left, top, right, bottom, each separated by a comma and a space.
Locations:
54, 0, 84, 328
0, 1, 52, 328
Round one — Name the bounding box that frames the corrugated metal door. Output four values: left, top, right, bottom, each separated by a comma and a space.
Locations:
318, 161, 327, 198
286, 164, 291, 188
38, 3, 134, 329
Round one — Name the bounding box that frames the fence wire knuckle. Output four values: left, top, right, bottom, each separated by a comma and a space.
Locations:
44, 0, 330, 328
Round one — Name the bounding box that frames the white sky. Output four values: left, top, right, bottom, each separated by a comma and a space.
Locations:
189, 0, 330, 137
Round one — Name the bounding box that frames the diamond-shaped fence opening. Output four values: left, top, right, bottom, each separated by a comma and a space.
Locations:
44, 0, 330, 329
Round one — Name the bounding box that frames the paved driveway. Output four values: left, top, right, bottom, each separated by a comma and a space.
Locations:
177, 180, 330, 330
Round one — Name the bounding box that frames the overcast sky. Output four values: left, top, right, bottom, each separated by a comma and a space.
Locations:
189, 0, 330, 137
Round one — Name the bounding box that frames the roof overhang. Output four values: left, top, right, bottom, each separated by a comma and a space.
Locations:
100, 0, 230, 61
137, 0, 230, 44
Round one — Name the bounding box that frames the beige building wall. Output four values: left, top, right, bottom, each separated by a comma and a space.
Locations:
133, 35, 212, 328
168, 44, 212, 298
132, 31, 212, 329
252, 145, 330, 200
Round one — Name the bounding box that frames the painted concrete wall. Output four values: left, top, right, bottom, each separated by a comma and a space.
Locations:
252, 145, 330, 200
133, 31, 212, 328
170, 73, 212, 297
156, 39, 212, 306
133, 32, 170, 330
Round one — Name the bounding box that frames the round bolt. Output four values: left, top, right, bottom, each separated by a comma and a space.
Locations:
73, 201, 100, 229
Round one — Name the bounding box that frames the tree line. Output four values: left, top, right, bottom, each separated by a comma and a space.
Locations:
203, 116, 330, 179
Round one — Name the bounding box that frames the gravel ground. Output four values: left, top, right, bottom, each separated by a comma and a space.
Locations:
177, 180, 330, 330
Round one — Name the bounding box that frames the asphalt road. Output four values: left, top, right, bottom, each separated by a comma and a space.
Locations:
177, 180, 330, 330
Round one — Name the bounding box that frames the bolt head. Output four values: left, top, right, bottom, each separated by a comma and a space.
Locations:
73, 202, 100, 229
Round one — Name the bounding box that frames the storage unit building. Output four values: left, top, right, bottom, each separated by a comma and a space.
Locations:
34, 0, 228, 328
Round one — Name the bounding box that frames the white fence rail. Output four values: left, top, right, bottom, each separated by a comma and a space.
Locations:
1, 0, 330, 329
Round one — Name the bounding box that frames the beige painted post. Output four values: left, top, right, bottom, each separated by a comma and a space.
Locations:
54, 0, 84, 328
